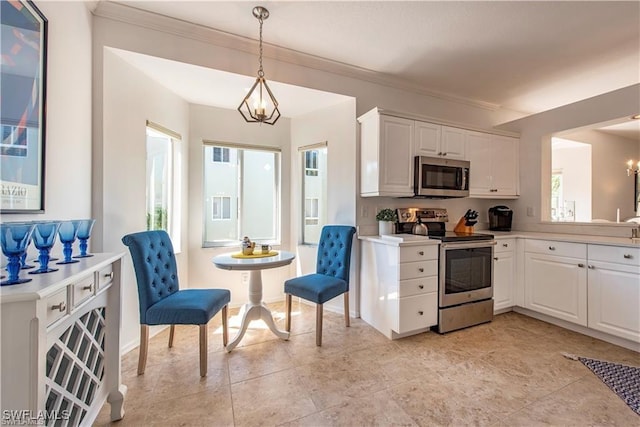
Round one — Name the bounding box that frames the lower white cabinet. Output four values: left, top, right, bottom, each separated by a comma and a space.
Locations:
524, 240, 588, 326
587, 245, 640, 342
0, 254, 126, 426
493, 239, 515, 311
360, 240, 438, 338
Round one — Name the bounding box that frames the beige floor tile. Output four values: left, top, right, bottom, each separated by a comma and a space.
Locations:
230, 368, 317, 426
145, 386, 234, 426
227, 339, 294, 383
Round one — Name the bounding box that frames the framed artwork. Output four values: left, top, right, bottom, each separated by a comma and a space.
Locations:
1, 0, 47, 213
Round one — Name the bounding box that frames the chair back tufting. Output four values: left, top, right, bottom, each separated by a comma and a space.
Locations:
122, 230, 180, 323
315, 225, 356, 285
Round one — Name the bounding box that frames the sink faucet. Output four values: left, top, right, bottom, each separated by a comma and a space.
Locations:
632, 225, 640, 239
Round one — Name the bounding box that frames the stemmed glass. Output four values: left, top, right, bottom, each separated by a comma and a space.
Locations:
29, 222, 61, 274
1, 222, 36, 286
19, 233, 36, 270
73, 219, 95, 258
56, 220, 80, 265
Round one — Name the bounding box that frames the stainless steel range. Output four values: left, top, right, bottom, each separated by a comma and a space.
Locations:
396, 208, 496, 333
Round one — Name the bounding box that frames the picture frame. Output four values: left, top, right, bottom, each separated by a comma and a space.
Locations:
1, 0, 47, 213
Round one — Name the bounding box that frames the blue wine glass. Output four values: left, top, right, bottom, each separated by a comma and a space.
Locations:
29, 222, 61, 274
56, 220, 80, 265
73, 219, 95, 258
19, 233, 36, 270
1, 223, 36, 286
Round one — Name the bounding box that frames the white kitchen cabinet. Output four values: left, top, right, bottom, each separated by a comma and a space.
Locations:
0, 254, 126, 427
414, 122, 465, 160
467, 131, 519, 198
359, 109, 414, 197
524, 240, 587, 326
587, 245, 640, 343
360, 239, 438, 338
493, 239, 516, 311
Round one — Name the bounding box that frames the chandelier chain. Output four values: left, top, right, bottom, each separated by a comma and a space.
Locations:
258, 15, 264, 77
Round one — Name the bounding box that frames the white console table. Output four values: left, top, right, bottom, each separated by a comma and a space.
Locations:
1, 253, 126, 426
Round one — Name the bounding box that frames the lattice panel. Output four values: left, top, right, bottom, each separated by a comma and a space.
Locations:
45, 307, 106, 427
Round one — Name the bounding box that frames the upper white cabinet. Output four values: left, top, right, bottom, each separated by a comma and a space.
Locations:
467, 131, 519, 198
414, 122, 466, 160
359, 109, 414, 197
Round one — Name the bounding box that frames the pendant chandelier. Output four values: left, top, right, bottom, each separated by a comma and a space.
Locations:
238, 6, 281, 125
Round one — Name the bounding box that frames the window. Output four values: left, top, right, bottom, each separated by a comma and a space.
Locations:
300, 144, 327, 244
203, 143, 280, 246
305, 150, 318, 176
212, 147, 230, 163
305, 198, 319, 225
212, 196, 231, 220
550, 170, 563, 221
146, 122, 180, 249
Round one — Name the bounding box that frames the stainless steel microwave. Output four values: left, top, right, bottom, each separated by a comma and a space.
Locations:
414, 156, 470, 198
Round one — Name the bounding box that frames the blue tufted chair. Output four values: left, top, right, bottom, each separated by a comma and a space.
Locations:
284, 225, 356, 346
122, 230, 230, 377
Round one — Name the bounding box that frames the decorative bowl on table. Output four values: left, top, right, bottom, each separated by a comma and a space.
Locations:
1, 222, 36, 285
30, 221, 61, 274
56, 220, 80, 264
73, 219, 95, 258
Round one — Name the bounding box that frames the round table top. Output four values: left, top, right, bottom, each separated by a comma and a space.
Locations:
212, 250, 296, 271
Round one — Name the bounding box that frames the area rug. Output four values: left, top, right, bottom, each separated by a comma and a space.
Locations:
562, 352, 640, 415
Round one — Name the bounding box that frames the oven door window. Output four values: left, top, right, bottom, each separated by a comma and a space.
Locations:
421, 164, 461, 190
444, 246, 492, 294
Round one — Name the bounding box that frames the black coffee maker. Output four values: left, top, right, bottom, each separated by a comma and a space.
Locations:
488, 205, 513, 231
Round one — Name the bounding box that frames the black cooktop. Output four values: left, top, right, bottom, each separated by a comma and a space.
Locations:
427, 231, 494, 242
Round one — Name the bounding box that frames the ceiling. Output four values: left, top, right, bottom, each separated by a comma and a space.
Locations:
100, 1, 639, 130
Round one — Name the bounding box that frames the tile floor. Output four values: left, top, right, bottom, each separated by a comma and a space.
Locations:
95, 301, 639, 426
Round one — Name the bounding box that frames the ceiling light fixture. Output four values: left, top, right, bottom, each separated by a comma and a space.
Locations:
237, 6, 280, 125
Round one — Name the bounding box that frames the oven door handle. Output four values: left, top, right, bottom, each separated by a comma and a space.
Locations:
441, 240, 497, 250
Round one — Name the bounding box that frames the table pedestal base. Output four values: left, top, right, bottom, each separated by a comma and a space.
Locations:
226, 270, 289, 352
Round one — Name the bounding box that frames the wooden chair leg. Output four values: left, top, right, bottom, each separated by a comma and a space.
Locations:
285, 294, 292, 332
199, 324, 208, 377
316, 304, 323, 346
138, 324, 149, 375
168, 325, 175, 348
222, 305, 228, 347
344, 291, 350, 327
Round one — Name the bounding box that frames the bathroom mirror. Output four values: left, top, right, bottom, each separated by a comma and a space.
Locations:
548, 118, 640, 223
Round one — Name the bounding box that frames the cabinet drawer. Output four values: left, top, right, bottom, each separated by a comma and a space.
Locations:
588, 245, 640, 267
495, 239, 516, 254
399, 260, 438, 280
398, 293, 437, 333
525, 239, 586, 258
400, 245, 438, 263
45, 289, 68, 327
399, 276, 438, 298
72, 274, 95, 307
97, 265, 114, 290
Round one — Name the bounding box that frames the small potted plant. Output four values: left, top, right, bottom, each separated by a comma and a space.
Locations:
376, 208, 397, 235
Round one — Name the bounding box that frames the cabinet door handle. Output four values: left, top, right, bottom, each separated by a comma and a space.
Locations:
418, 285, 424, 289
442, 152, 447, 156
82, 284, 94, 292
51, 302, 66, 312
490, 189, 498, 192
588, 265, 595, 269
437, 152, 442, 156
494, 257, 499, 261
418, 268, 424, 273
623, 254, 633, 259
502, 243, 508, 247
104, 272, 114, 280
418, 311, 424, 316
578, 263, 584, 268
548, 246, 556, 251
418, 251, 424, 256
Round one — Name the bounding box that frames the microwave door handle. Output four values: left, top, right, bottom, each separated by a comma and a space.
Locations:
460, 168, 467, 190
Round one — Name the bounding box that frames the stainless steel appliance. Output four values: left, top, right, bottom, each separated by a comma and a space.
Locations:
488, 205, 513, 231
396, 208, 496, 333
413, 156, 470, 198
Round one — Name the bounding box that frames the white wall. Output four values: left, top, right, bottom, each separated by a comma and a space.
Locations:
290, 99, 357, 315
499, 84, 640, 236
2, 2, 92, 232
188, 105, 292, 307
97, 49, 190, 350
